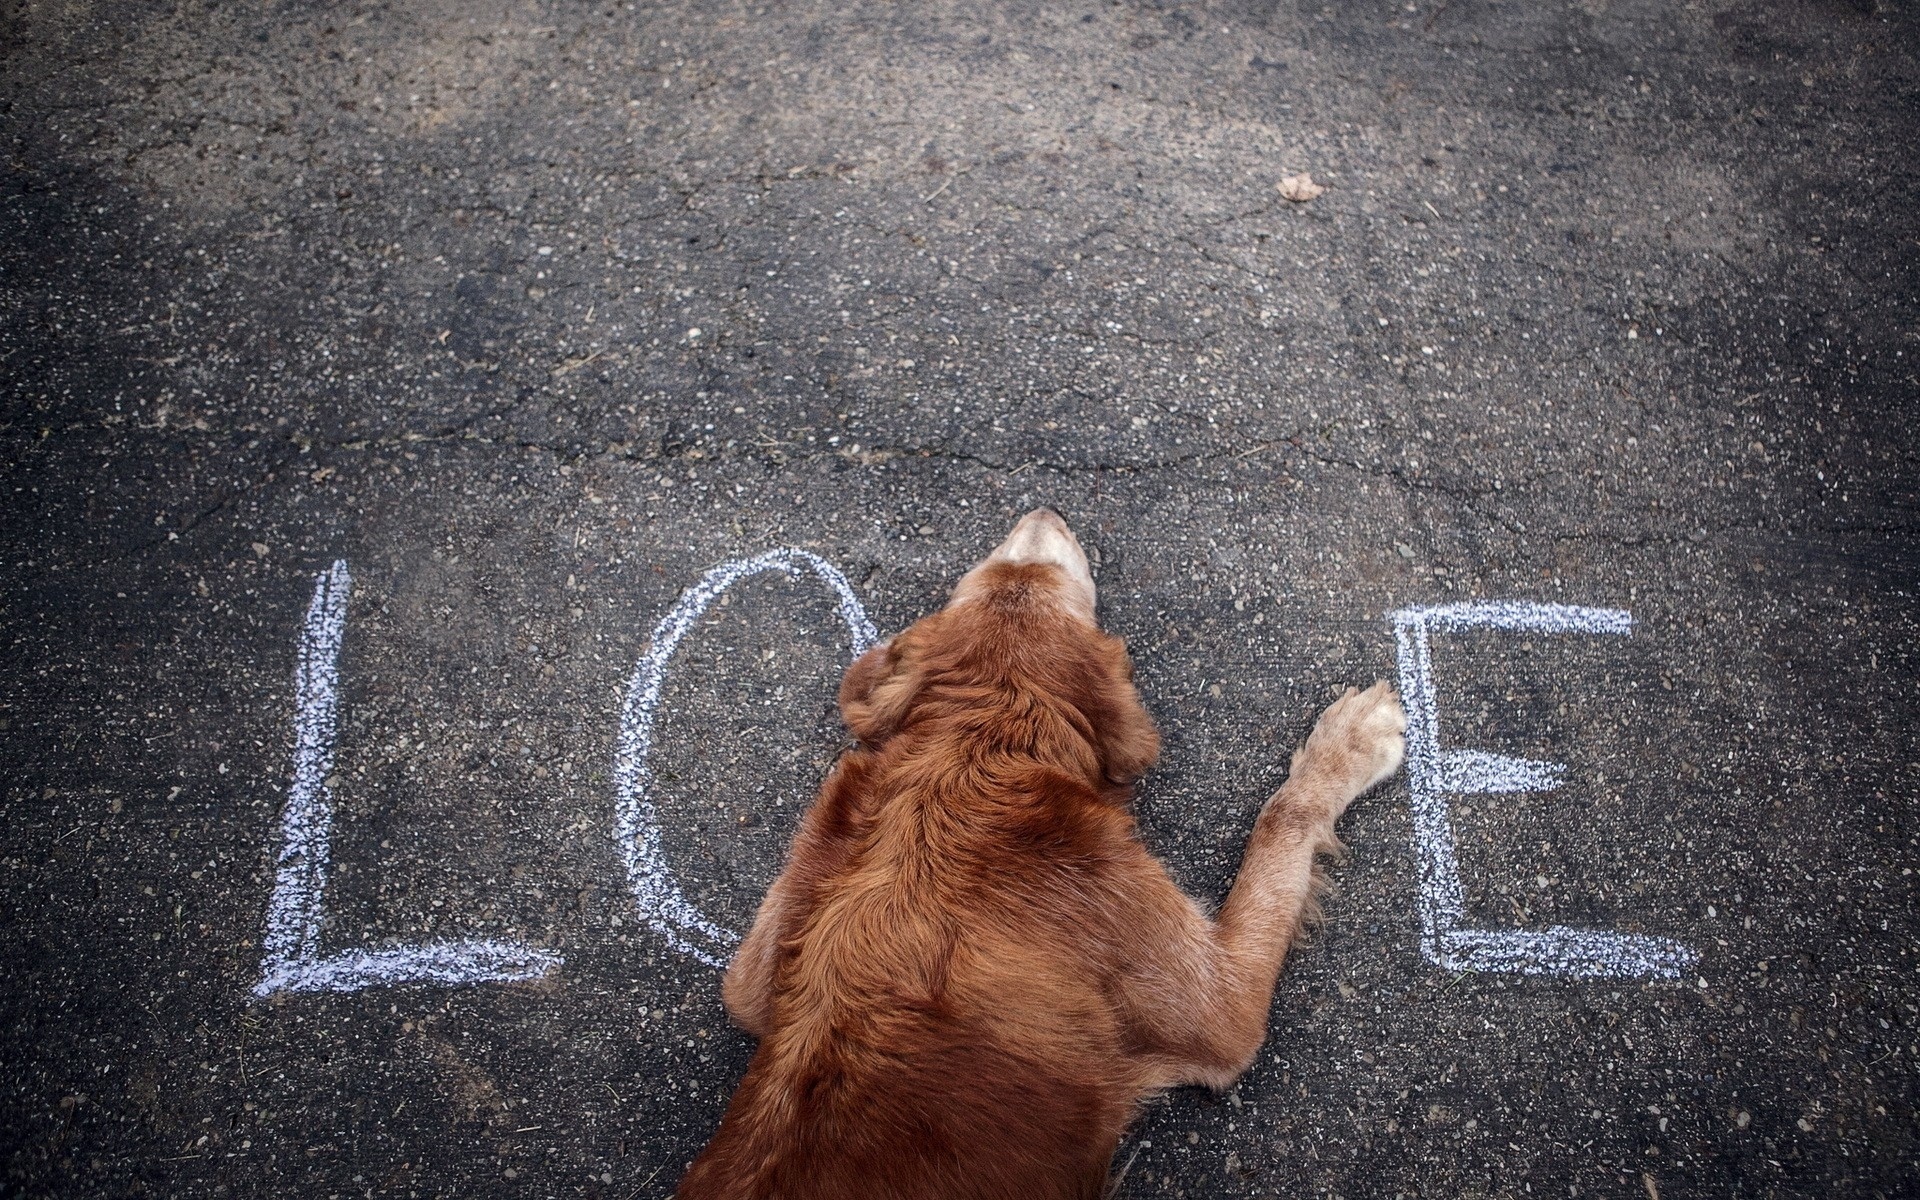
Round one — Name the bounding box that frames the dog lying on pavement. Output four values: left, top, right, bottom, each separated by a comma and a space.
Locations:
678, 508, 1406, 1199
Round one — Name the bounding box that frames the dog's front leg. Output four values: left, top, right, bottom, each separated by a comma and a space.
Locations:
1117, 682, 1405, 1090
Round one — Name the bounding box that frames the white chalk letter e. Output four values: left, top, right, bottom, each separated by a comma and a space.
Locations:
1391, 601, 1697, 980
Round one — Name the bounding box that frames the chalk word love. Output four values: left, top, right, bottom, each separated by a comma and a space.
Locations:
254, 559, 1692, 994
1392, 602, 1697, 979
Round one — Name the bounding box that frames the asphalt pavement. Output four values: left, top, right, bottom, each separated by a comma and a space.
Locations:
3, 0, 1916, 1196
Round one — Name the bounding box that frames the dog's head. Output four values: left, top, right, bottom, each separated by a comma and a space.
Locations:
839, 509, 1160, 786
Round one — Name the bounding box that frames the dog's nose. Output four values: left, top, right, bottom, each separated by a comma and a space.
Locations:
981, 508, 1097, 618
986, 508, 1080, 570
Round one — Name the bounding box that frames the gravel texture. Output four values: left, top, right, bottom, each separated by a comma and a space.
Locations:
2, 0, 1916, 1196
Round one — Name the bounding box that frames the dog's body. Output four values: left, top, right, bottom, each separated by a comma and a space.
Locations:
678, 511, 1405, 1199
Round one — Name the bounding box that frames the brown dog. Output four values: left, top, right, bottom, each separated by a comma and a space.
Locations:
678, 509, 1406, 1199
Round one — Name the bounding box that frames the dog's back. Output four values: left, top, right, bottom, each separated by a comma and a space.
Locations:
679, 676, 1148, 1200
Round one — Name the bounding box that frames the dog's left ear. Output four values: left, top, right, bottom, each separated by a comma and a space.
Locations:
839, 637, 921, 744
1085, 636, 1161, 785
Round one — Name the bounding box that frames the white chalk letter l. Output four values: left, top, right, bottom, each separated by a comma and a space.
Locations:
254, 560, 562, 996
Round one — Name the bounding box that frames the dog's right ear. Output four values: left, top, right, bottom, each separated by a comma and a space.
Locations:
839, 637, 920, 744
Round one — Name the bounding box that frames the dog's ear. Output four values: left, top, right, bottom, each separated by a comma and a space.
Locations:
839, 637, 921, 744
1085, 635, 1161, 785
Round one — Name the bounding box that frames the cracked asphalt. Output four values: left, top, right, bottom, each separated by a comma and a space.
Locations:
3, 0, 1917, 1196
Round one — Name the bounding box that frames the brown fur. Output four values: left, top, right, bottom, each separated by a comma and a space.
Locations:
678, 527, 1405, 1200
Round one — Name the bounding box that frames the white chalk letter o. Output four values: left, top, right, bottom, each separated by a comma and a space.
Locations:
613, 550, 877, 967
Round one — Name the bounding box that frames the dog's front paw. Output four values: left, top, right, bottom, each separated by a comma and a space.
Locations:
1298, 681, 1407, 799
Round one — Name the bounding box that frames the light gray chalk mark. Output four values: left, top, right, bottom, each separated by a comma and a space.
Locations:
613, 549, 877, 968
254, 560, 561, 996
1436, 749, 1565, 795
1391, 600, 1697, 980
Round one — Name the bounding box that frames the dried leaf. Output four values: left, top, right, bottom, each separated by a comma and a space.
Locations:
1277, 172, 1327, 202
